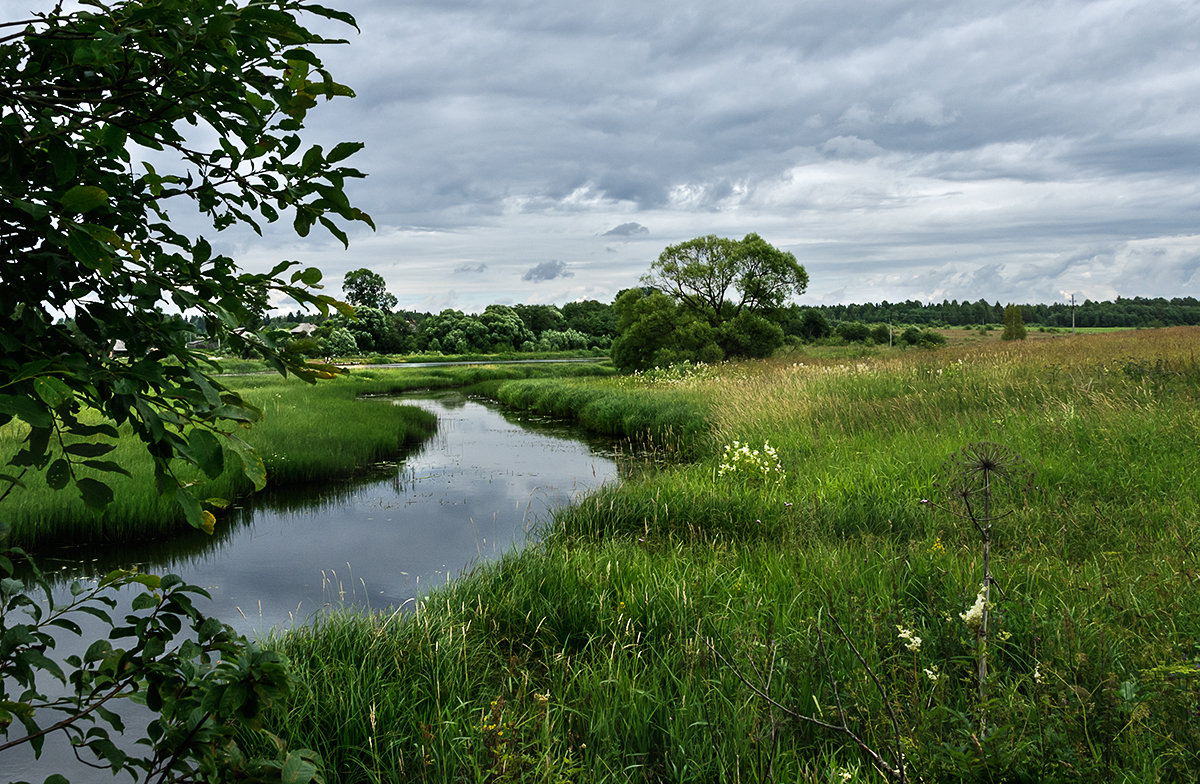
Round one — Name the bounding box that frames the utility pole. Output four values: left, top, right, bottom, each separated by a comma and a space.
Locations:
1070, 294, 1076, 335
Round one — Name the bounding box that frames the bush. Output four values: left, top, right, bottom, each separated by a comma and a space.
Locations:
836, 321, 871, 342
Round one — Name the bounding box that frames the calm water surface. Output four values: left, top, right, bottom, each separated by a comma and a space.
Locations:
7, 392, 622, 781
44, 391, 623, 634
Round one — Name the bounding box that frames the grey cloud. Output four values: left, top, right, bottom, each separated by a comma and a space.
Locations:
118, 0, 1200, 312
602, 222, 649, 237
523, 260, 574, 282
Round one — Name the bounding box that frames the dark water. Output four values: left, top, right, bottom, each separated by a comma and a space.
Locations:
4, 392, 623, 781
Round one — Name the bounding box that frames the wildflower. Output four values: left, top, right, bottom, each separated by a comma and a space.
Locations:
924, 665, 942, 683
929, 536, 945, 554
897, 625, 922, 652
960, 584, 988, 629
1033, 664, 1044, 684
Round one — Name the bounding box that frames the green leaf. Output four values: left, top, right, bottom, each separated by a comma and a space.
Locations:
61, 185, 109, 214
81, 460, 133, 477
67, 228, 113, 272
326, 141, 364, 164
0, 394, 53, 428
281, 750, 320, 784
226, 437, 267, 491
175, 489, 217, 534
47, 458, 71, 490
291, 266, 323, 286
33, 377, 73, 409
64, 442, 116, 458
187, 429, 225, 479
77, 478, 114, 509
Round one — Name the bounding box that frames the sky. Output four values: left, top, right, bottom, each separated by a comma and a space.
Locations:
10, 0, 1200, 313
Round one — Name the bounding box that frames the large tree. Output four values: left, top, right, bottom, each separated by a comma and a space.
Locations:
342, 267, 398, 312
0, 0, 370, 530
643, 233, 808, 325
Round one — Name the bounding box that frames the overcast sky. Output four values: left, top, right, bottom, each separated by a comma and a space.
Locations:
11, 0, 1200, 312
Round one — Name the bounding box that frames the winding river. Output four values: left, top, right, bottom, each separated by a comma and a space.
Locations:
6, 391, 624, 781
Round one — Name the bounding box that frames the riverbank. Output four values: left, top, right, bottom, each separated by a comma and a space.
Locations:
263, 327, 1200, 782
0, 362, 614, 549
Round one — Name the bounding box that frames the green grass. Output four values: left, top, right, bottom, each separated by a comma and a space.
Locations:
255, 327, 1200, 782
0, 362, 615, 549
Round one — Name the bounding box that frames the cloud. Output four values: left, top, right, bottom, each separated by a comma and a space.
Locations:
601, 222, 649, 237
523, 260, 574, 282
77, 0, 1200, 313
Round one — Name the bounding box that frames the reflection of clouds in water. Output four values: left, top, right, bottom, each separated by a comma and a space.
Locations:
34, 394, 624, 638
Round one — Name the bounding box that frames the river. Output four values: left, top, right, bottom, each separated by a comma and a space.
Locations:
4, 391, 624, 781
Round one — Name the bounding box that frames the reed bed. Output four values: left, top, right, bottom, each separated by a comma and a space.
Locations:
259, 327, 1200, 782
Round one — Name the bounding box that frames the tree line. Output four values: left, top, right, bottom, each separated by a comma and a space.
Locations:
813, 296, 1200, 329
218, 262, 1200, 362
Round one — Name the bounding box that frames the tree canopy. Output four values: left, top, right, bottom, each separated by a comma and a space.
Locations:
0, 0, 370, 529
643, 233, 808, 324
342, 267, 398, 312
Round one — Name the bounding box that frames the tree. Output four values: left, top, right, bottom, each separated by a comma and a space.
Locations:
609, 289, 722, 372
1002, 304, 1027, 340
342, 267, 398, 312
1, 1, 365, 777
0, 0, 371, 530
643, 233, 807, 325
479, 304, 535, 351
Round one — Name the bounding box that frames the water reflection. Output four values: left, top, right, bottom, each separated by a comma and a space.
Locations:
34, 392, 625, 635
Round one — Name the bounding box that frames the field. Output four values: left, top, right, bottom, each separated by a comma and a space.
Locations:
259, 327, 1200, 782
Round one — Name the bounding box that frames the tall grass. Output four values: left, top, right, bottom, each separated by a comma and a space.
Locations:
0, 362, 613, 549
259, 327, 1200, 782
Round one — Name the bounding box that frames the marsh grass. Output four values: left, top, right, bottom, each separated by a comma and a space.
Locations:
0, 363, 613, 549
255, 327, 1200, 782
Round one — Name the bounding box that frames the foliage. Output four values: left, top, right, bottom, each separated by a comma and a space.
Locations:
837, 321, 872, 342
322, 326, 359, 357
899, 326, 947, 348
561, 299, 617, 341
812, 296, 1200, 329
341, 268, 397, 312
609, 289, 723, 372
0, 541, 322, 782
1001, 304, 1027, 341
510, 303, 566, 336
479, 305, 535, 352
643, 233, 807, 326
717, 310, 785, 358
0, 0, 370, 528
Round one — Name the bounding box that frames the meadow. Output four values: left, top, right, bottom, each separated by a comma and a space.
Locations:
260, 327, 1200, 782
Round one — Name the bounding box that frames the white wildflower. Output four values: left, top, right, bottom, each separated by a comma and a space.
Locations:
924, 665, 942, 683
897, 625, 922, 652
960, 584, 988, 629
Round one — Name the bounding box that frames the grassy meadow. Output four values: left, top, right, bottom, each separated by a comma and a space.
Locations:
259, 327, 1200, 782
0, 362, 613, 549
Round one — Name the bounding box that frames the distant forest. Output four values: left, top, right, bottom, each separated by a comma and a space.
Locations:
184, 294, 1199, 359
810, 296, 1200, 329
